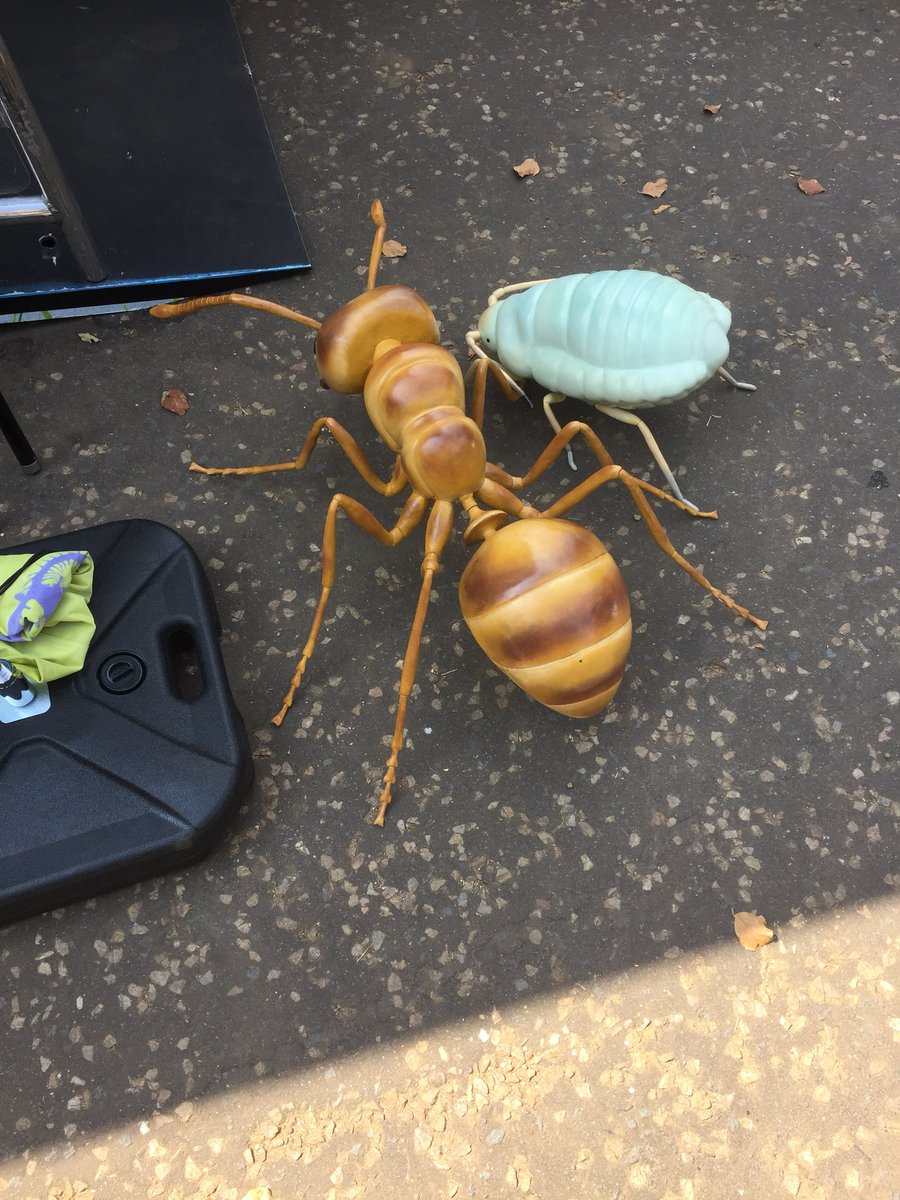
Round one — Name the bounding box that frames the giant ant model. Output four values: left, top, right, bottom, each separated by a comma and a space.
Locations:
151, 203, 767, 826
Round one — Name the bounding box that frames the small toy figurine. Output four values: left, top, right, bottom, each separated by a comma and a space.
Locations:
467, 271, 756, 509
0, 658, 35, 708
151, 205, 767, 826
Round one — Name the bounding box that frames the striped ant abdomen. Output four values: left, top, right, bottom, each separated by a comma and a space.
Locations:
459, 517, 632, 717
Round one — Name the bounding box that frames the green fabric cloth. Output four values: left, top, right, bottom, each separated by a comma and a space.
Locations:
0, 551, 95, 683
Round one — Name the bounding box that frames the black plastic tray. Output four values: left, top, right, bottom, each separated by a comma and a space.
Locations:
0, 520, 253, 923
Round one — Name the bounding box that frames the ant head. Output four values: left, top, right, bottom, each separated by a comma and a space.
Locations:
316, 285, 440, 393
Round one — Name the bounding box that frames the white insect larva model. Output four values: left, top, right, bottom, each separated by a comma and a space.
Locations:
467, 270, 756, 510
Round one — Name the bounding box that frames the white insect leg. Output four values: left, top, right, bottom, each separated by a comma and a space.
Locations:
717, 366, 757, 392
543, 393, 578, 472
594, 403, 700, 513
487, 278, 557, 307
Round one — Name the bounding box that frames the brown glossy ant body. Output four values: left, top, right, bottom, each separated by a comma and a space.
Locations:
151, 203, 766, 826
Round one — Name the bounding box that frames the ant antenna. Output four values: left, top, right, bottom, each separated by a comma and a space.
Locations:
367, 200, 387, 291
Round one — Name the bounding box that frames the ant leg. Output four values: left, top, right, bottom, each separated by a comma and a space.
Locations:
366, 200, 388, 291
487, 420, 717, 520
190, 416, 407, 496
539, 463, 767, 631
465, 333, 528, 404
150, 293, 320, 331
717, 366, 757, 392
486, 279, 557, 307
375, 500, 454, 826
272, 491, 428, 728
468, 356, 527, 428
472, 478, 540, 521
542, 393, 578, 472
593, 403, 699, 512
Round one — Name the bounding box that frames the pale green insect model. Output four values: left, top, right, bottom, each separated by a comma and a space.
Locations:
469, 270, 756, 509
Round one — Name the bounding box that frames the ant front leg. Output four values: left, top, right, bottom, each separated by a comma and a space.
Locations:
191, 416, 407, 497
273, 491, 428, 728
468, 356, 527, 429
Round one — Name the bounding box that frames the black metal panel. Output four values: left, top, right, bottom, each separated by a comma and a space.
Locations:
0, 0, 309, 313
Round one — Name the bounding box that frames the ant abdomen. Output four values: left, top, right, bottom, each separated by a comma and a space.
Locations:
460, 518, 632, 717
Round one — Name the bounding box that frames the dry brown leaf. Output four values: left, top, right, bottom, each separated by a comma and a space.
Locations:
641, 178, 668, 198
703, 103, 721, 115
513, 157, 540, 177
734, 911, 775, 950
382, 239, 407, 258
653, 204, 672, 215
797, 178, 825, 196
161, 388, 189, 416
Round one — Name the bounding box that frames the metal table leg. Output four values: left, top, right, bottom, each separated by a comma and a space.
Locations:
0, 387, 40, 473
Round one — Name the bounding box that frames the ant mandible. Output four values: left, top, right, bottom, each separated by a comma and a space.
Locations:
151, 203, 767, 826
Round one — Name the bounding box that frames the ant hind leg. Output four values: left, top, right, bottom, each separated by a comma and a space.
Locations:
374, 501, 454, 826
537, 453, 766, 630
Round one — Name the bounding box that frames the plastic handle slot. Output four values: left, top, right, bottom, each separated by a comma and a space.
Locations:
164, 625, 205, 702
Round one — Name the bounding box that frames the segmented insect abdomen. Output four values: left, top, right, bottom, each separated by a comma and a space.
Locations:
459, 518, 632, 718
499, 271, 733, 409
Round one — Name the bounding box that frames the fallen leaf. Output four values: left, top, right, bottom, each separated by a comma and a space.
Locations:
841, 255, 853, 266
161, 388, 190, 415
641, 178, 668, 198
797, 178, 825, 195
381, 239, 407, 258
240, 1190, 274, 1200
703, 103, 721, 115
734, 911, 775, 950
653, 204, 671, 214
78, 332, 99, 343
513, 157, 540, 177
